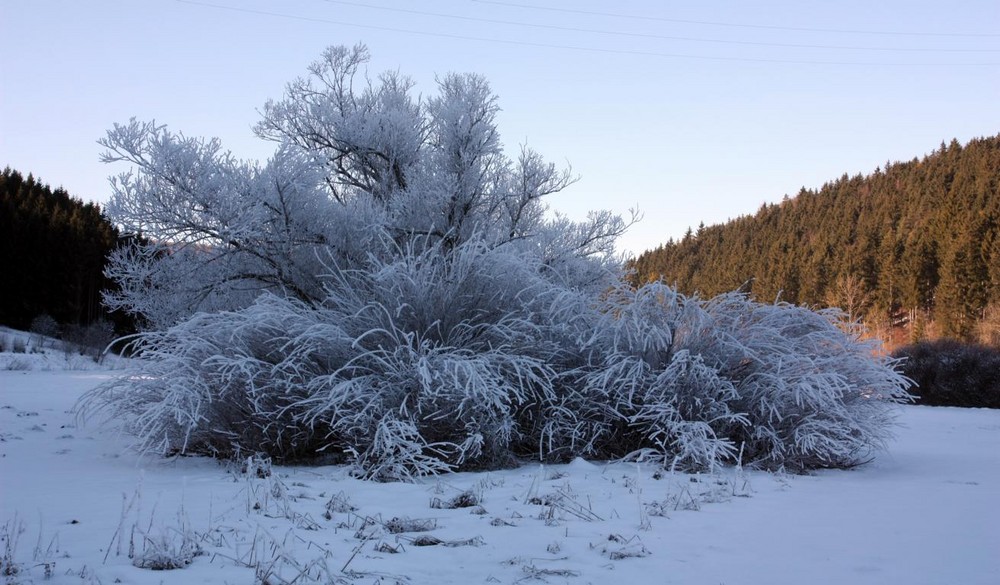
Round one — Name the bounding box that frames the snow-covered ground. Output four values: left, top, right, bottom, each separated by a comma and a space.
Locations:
1, 370, 997, 584
0, 327, 128, 372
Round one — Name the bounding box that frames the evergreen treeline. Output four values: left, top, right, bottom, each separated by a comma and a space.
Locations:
630, 136, 1000, 345
0, 167, 128, 332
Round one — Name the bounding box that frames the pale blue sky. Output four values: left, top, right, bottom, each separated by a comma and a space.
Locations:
2, 0, 998, 255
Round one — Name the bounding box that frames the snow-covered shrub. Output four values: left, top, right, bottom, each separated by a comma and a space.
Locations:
670, 294, 912, 470
132, 527, 203, 570
1, 333, 27, 354
81, 293, 356, 460
84, 240, 574, 477
544, 284, 910, 472
81, 280, 910, 476
61, 319, 117, 359
83, 43, 911, 479
29, 313, 59, 344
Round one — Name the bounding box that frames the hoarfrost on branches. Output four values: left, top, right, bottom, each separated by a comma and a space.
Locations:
83, 44, 910, 480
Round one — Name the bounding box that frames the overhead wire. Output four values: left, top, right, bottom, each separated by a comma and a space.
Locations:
174, 0, 1000, 66
472, 0, 1000, 38
321, 0, 1000, 53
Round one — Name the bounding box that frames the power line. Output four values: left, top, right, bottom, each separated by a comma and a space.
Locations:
473, 0, 1000, 38
174, 0, 1000, 66
321, 0, 1000, 53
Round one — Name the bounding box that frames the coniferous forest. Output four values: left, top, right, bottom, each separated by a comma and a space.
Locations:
0, 167, 129, 333
630, 136, 1000, 347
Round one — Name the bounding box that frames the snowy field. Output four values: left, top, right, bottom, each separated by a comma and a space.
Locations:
0, 327, 128, 373
1, 370, 998, 585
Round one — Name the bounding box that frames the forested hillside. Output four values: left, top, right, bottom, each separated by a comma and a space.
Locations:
0, 168, 127, 332
630, 136, 1000, 345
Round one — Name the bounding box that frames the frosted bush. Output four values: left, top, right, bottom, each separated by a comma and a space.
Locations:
669, 293, 912, 470
82, 44, 911, 479
532, 283, 910, 472
81, 280, 910, 477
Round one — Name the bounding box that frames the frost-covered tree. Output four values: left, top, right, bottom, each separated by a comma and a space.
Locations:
101, 45, 625, 328
84, 44, 910, 480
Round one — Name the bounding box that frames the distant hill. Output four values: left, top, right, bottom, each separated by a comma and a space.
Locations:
630, 136, 1000, 346
0, 168, 132, 333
